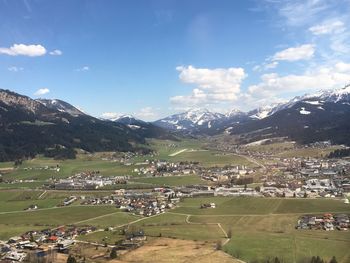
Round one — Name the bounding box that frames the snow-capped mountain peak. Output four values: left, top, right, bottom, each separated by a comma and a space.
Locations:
225, 108, 243, 118
154, 108, 225, 130
109, 114, 135, 122
248, 104, 277, 120
36, 99, 85, 117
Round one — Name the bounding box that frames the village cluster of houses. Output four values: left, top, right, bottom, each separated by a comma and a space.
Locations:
115, 190, 179, 216
0, 224, 149, 262
132, 160, 197, 177
200, 165, 254, 182
296, 213, 349, 231
52, 171, 130, 190
0, 225, 95, 262
252, 157, 350, 198
51, 188, 180, 216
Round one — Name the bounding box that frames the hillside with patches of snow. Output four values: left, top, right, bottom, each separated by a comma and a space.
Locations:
154, 108, 225, 131
37, 99, 85, 117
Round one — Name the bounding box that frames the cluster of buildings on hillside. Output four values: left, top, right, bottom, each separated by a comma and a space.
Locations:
55, 189, 179, 216
52, 172, 129, 190
258, 158, 350, 198
296, 213, 349, 231
0, 224, 148, 262
116, 192, 179, 216
0, 225, 94, 262
133, 160, 197, 177
200, 165, 254, 182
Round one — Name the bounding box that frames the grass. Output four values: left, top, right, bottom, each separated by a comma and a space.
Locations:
0, 198, 63, 212
278, 146, 342, 158
244, 141, 296, 153
0, 189, 117, 212
170, 151, 252, 167
77, 230, 125, 245
133, 139, 253, 168
0, 138, 252, 187
172, 197, 282, 215
0, 193, 349, 262
131, 175, 206, 186
274, 198, 350, 214
0, 206, 117, 226
172, 197, 350, 216
135, 212, 188, 226
169, 197, 350, 263
0, 225, 44, 240
0, 182, 46, 189
141, 224, 224, 240
77, 212, 140, 228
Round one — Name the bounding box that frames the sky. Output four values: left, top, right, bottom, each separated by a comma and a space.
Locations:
1, 0, 350, 121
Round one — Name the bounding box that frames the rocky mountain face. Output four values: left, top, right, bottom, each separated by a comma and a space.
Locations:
0, 90, 52, 115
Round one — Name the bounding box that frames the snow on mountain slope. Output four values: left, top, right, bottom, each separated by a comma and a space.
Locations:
37, 99, 85, 117
155, 85, 350, 134
154, 108, 225, 130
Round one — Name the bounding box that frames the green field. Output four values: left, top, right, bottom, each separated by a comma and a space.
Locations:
77, 212, 141, 228
0, 190, 349, 262
172, 197, 350, 263
75, 197, 350, 262
278, 146, 342, 158
133, 139, 253, 168
1, 155, 138, 182
77, 230, 125, 245
0, 139, 254, 190
244, 141, 296, 153
171, 197, 350, 216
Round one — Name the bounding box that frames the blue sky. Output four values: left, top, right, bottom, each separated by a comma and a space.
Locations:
1, 0, 350, 120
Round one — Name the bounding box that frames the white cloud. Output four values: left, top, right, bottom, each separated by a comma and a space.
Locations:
76, 66, 89, 72
277, 0, 331, 27
101, 107, 159, 121
49, 49, 63, 56
135, 107, 158, 120
272, 44, 315, 62
253, 61, 279, 72
8, 66, 24, 72
309, 20, 345, 35
34, 88, 50, 96
244, 62, 350, 108
101, 112, 122, 120
171, 65, 246, 107
0, 44, 46, 57
335, 62, 350, 72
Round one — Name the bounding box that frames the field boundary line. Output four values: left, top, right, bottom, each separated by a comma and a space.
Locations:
185, 214, 230, 244
38, 190, 47, 199
73, 211, 142, 225
169, 148, 188, 157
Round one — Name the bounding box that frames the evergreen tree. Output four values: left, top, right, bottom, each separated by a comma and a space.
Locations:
216, 240, 222, 250
227, 229, 232, 238
67, 255, 77, 263
110, 247, 117, 259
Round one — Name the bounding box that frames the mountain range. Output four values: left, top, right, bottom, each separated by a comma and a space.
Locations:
154, 85, 350, 144
0, 89, 173, 161
1, 85, 349, 161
